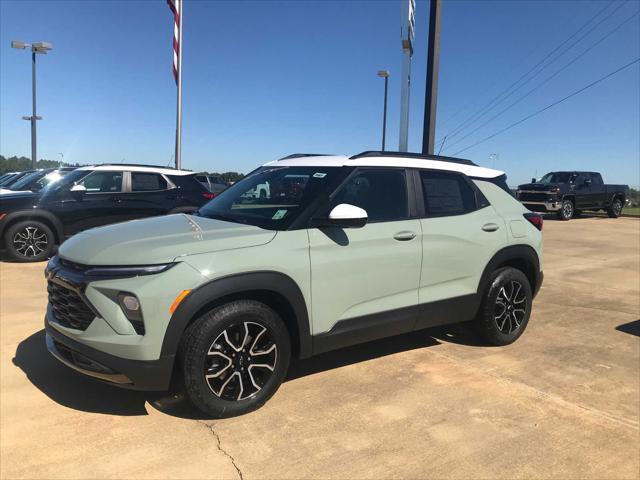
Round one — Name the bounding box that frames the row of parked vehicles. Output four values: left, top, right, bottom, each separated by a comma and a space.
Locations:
0, 152, 629, 418
0, 166, 232, 261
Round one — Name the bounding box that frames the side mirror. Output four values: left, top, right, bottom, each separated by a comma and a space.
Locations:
70, 184, 86, 200
327, 203, 368, 228
531, 177, 536, 183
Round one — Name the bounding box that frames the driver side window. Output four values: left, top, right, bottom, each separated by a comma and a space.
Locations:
331, 169, 409, 222
80, 171, 123, 193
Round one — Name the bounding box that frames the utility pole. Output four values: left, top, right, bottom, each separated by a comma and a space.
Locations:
12, 40, 52, 169
377, 70, 390, 151
399, 0, 415, 152
421, 0, 442, 155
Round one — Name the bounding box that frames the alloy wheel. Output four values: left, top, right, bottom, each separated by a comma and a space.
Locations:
612, 200, 622, 216
204, 321, 277, 401
494, 280, 527, 334
13, 226, 48, 258
562, 201, 573, 219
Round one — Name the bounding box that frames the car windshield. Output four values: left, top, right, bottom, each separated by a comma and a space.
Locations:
8, 171, 47, 191
40, 169, 92, 194
197, 166, 343, 230
538, 172, 577, 184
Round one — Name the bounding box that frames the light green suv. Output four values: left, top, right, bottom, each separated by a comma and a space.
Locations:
45, 151, 544, 417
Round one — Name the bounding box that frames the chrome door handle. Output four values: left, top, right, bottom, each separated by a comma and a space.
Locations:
482, 223, 499, 232
393, 231, 417, 241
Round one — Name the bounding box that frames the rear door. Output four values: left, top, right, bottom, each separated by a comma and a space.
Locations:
590, 173, 606, 206
118, 171, 178, 219
308, 167, 422, 336
416, 170, 507, 328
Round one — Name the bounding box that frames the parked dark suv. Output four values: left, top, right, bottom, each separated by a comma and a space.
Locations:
0, 164, 213, 262
0, 167, 76, 194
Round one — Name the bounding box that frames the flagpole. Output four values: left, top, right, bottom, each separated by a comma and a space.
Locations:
174, 0, 183, 170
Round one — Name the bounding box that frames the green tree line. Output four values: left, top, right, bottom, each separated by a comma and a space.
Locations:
0, 155, 82, 175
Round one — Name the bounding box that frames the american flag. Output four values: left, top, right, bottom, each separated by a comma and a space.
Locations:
167, 0, 182, 84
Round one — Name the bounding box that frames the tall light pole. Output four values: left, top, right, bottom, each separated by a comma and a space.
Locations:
399, 0, 415, 152
377, 70, 390, 151
421, 0, 442, 155
11, 40, 53, 169
58, 152, 64, 164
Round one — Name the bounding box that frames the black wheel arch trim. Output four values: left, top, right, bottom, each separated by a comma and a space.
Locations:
478, 245, 542, 299
160, 270, 312, 359
0, 209, 64, 244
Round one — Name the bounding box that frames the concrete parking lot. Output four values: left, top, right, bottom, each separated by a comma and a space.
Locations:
1, 216, 639, 479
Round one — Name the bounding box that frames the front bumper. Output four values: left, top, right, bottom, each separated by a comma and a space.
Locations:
45, 315, 175, 391
522, 201, 561, 212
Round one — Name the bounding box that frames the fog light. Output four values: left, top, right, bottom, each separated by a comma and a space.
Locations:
121, 295, 140, 311
117, 293, 144, 334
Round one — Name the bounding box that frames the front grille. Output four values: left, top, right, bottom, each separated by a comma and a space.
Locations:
519, 192, 552, 202
47, 281, 95, 330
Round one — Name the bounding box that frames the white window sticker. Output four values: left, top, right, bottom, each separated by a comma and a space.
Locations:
272, 209, 288, 220
313, 172, 327, 178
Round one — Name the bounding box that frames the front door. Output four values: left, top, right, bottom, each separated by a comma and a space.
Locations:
574, 173, 594, 209
308, 168, 422, 337
58, 170, 126, 235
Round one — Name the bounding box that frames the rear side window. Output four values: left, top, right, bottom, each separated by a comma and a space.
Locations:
168, 174, 208, 192
131, 172, 168, 191
590, 173, 603, 185
420, 171, 476, 217
331, 168, 408, 222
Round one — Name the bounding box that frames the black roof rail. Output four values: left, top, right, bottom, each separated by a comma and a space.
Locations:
349, 151, 477, 166
278, 153, 334, 161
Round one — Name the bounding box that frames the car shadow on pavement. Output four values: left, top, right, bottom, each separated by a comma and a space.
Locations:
13, 330, 158, 416
616, 320, 640, 337
14, 324, 481, 419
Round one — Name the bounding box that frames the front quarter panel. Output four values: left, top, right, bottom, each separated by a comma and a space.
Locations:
179, 230, 311, 314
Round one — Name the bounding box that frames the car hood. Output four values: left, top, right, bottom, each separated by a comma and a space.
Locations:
58, 214, 277, 265
517, 182, 562, 191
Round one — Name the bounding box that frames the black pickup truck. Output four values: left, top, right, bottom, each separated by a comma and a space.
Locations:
516, 171, 629, 221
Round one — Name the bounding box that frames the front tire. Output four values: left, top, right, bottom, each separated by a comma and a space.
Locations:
556, 199, 574, 221
180, 300, 291, 418
4, 220, 55, 262
607, 198, 623, 218
475, 267, 532, 346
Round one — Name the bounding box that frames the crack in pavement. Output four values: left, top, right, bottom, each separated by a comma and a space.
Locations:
198, 421, 244, 480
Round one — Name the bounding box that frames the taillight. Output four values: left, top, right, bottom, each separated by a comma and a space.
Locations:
523, 212, 543, 231
202, 192, 215, 200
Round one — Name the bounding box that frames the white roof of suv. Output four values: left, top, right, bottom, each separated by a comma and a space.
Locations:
77, 165, 194, 176
264, 154, 504, 179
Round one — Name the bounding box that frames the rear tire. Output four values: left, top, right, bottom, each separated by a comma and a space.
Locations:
556, 199, 574, 221
4, 220, 55, 262
607, 198, 623, 218
180, 300, 291, 418
475, 267, 532, 346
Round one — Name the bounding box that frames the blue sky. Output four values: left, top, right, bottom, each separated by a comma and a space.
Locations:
1, 0, 638, 187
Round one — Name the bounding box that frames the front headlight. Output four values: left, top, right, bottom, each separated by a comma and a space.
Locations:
85, 263, 176, 278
